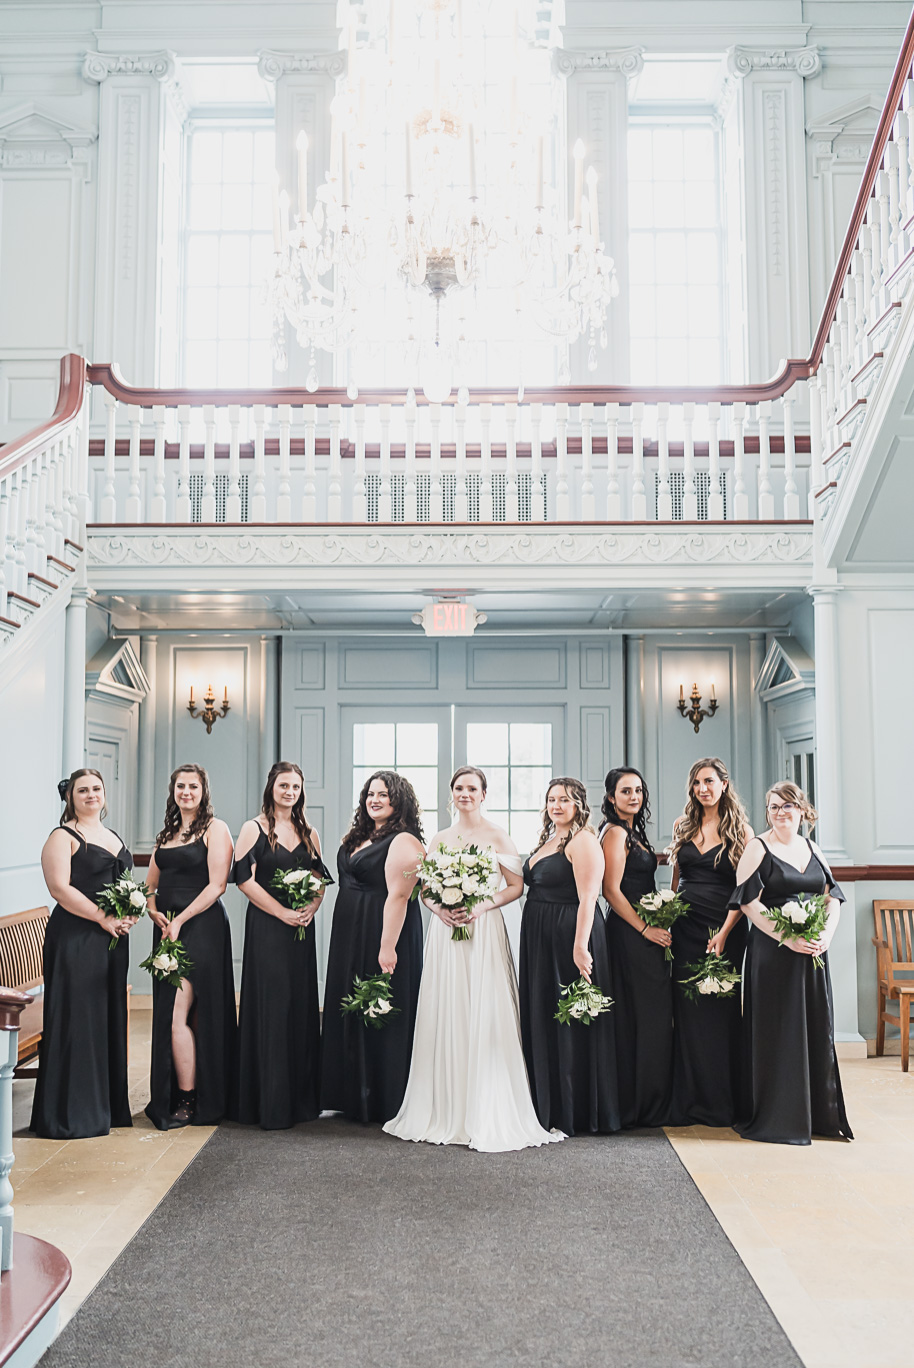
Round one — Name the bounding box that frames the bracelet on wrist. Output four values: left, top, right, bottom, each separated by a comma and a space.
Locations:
640, 923, 648, 936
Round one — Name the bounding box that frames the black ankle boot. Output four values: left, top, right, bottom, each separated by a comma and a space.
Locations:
170, 1089, 196, 1125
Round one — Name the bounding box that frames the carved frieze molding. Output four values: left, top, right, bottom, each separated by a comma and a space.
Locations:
553, 48, 645, 80
257, 51, 347, 83
0, 103, 96, 177
727, 46, 821, 79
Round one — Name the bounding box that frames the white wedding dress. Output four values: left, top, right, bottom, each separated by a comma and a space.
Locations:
384, 851, 564, 1152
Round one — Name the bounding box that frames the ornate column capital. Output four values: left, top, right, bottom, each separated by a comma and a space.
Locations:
257, 50, 347, 82
726, 45, 821, 79
82, 51, 177, 84
552, 47, 644, 79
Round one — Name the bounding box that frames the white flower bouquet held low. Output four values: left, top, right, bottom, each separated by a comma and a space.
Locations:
140, 917, 193, 988
340, 972, 400, 1029
638, 888, 690, 961
409, 843, 500, 941
97, 871, 149, 949
269, 866, 332, 941
555, 977, 614, 1026
678, 936, 741, 1002
767, 893, 830, 969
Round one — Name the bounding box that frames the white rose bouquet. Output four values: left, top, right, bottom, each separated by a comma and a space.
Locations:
638, 888, 690, 961
340, 972, 400, 1030
97, 871, 149, 950
140, 916, 194, 988
678, 935, 741, 1002
555, 976, 614, 1026
767, 893, 830, 969
409, 843, 500, 942
269, 865, 333, 941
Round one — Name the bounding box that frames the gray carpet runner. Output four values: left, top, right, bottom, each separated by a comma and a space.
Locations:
40, 1121, 801, 1368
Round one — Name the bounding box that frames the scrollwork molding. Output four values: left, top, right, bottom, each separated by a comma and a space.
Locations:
727, 46, 821, 79
553, 48, 644, 79
82, 51, 177, 84
257, 50, 347, 82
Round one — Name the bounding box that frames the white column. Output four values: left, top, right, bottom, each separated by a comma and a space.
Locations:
625, 634, 645, 772
749, 632, 768, 828
62, 587, 89, 775
554, 47, 643, 385
809, 584, 848, 861
136, 635, 159, 852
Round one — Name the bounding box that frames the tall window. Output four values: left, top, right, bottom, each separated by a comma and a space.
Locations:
465, 721, 552, 854
182, 124, 275, 387
352, 722, 440, 828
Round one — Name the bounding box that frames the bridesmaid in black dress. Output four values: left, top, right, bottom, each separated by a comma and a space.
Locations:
321, 771, 424, 1124
232, 762, 331, 1130
733, 781, 852, 1145
601, 766, 671, 1129
31, 769, 138, 1139
520, 777, 619, 1136
144, 764, 236, 1129
668, 758, 753, 1128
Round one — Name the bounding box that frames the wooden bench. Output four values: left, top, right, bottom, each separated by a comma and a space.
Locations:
873, 900, 914, 1072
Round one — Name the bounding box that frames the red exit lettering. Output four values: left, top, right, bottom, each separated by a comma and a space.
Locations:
430, 602, 468, 634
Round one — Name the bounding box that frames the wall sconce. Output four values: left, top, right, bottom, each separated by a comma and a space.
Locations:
678, 681, 718, 734
188, 683, 230, 735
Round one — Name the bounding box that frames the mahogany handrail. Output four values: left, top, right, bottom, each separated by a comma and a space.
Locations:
0, 354, 86, 480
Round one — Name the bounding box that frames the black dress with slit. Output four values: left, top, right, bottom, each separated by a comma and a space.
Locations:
232, 828, 330, 1129
320, 833, 423, 1124
519, 849, 620, 1136
145, 837, 237, 1130
669, 841, 747, 1128
604, 839, 673, 1129
732, 837, 852, 1144
30, 828, 133, 1139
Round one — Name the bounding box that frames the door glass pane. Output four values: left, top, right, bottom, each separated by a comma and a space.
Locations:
510, 724, 551, 765
467, 722, 508, 765
510, 810, 543, 855
395, 723, 439, 767
354, 722, 395, 767
511, 766, 552, 810
483, 766, 509, 809
351, 720, 440, 831
463, 720, 552, 854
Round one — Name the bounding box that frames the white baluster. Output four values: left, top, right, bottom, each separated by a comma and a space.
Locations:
655, 401, 671, 521
605, 402, 621, 519
404, 398, 418, 523
824, 339, 837, 456
202, 405, 217, 521
877, 169, 891, 293
782, 390, 799, 518
894, 112, 910, 245
101, 390, 118, 522
837, 300, 851, 404
428, 404, 443, 521
276, 403, 292, 521
251, 404, 267, 520
682, 401, 697, 519
808, 374, 824, 517
707, 401, 723, 519
379, 404, 393, 522
226, 404, 242, 521
26, 456, 40, 572
479, 402, 493, 522
554, 402, 569, 520
904, 82, 914, 225
76, 393, 90, 541
887, 140, 902, 267
151, 405, 167, 521
861, 203, 876, 332
126, 404, 142, 522
176, 404, 191, 522
63, 425, 78, 543
530, 402, 545, 521
579, 401, 594, 520
757, 400, 774, 519
17, 465, 32, 584
631, 402, 646, 520
0, 480, 9, 619
851, 249, 866, 371
47, 441, 63, 558
9, 470, 25, 594
732, 401, 748, 519
353, 404, 368, 521
454, 400, 468, 521
505, 402, 519, 521
301, 406, 316, 520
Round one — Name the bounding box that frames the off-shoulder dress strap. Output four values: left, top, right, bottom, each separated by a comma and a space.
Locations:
497, 851, 523, 876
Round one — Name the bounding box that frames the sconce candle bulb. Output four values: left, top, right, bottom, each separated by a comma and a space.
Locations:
677, 681, 718, 734
188, 682, 230, 736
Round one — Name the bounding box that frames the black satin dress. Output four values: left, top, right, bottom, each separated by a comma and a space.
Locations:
321, 833, 423, 1124
519, 850, 620, 1136
669, 842, 747, 1128
145, 838, 237, 1130
604, 840, 672, 1129
232, 829, 329, 1129
30, 828, 133, 1139
733, 837, 852, 1144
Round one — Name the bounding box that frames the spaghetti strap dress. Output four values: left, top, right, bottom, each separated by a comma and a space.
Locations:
232, 828, 330, 1129
145, 837, 237, 1130
321, 833, 423, 1124
604, 839, 673, 1129
30, 828, 133, 1139
519, 850, 620, 1136
732, 837, 853, 1144
669, 841, 746, 1127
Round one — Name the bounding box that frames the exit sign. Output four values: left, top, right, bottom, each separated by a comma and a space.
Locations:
412, 601, 487, 637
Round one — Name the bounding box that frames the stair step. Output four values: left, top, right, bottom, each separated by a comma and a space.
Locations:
825, 441, 851, 466
64, 537, 83, 555
46, 554, 76, 575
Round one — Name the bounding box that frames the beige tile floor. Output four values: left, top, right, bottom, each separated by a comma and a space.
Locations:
10, 1013, 914, 1363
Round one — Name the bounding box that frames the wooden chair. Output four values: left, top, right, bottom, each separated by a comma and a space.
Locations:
873, 900, 914, 1071
0, 906, 49, 1077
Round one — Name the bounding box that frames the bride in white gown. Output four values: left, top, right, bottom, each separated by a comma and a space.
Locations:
384, 766, 563, 1152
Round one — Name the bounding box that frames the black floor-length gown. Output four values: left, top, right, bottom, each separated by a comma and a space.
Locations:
519, 850, 620, 1136
321, 833, 423, 1124
232, 829, 329, 1129
734, 838, 852, 1144
604, 840, 673, 1129
30, 829, 133, 1139
145, 839, 237, 1130
669, 842, 747, 1128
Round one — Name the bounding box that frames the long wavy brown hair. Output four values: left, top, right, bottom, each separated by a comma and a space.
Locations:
156, 764, 213, 847
668, 757, 751, 869
262, 761, 316, 854
533, 776, 594, 854
341, 770, 424, 853
60, 769, 107, 823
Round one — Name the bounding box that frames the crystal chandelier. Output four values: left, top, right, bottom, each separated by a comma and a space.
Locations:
269, 1, 618, 390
